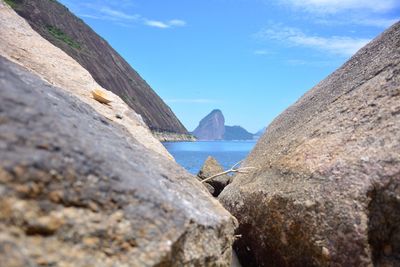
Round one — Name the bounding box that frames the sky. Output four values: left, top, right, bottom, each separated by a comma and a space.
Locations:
59, 0, 399, 133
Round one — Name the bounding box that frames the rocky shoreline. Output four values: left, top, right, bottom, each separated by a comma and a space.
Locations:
152, 131, 197, 142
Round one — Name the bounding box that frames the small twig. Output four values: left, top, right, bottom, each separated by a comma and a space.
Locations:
201, 160, 256, 183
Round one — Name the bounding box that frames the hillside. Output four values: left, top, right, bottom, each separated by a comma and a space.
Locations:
7, 0, 191, 139
224, 126, 254, 141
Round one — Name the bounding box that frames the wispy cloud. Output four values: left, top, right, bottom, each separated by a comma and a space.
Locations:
144, 19, 187, 29
278, 0, 400, 29
72, 3, 186, 29
285, 59, 335, 66
256, 25, 370, 56
169, 19, 187, 27
281, 0, 400, 13
144, 20, 169, 28
99, 7, 141, 20
355, 17, 399, 28
253, 49, 273, 55
166, 99, 217, 104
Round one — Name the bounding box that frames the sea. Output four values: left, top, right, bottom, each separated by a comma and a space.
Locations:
163, 140, 257, 174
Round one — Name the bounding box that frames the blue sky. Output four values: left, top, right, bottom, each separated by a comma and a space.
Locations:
59, 0, 399, 133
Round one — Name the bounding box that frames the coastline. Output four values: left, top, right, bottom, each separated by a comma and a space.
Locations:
152, 131, 197, 142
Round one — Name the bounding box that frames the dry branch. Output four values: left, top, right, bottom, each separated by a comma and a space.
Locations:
201, 160, 256, 183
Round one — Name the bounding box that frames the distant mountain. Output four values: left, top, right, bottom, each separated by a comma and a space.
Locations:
253, 127, 266, 139
193, 109, 225, 140
8, 0, 189, 138
193, 110, 254, 140
224, 126, 254, 141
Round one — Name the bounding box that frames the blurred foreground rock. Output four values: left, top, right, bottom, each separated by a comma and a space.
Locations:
220, 22, 400, 266
0, 56, 236, 267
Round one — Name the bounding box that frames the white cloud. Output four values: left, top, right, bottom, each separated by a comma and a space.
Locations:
144, 19, 187, 29
253, 49, 272, 55
166, 99, 217, 104
99, 7, 140, 20
285, 59, 334, 66
168, 19, 187, 27
282, 0, 400, 13
257, 25, 370, 56
144, 20, 170, 28
74, 4, 186, 29
352, 17, 399, 28
315, 17, 400, 28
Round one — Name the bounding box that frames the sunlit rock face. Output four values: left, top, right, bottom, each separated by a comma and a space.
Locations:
220, 22, 400, 267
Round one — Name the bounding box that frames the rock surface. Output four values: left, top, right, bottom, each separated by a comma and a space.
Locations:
0, 56, 236, 266
6, 0, 190, 137
198, 156, 231, 197
220, 22, 400, 266
193, 109, 226, 140
0, 1, 172, 159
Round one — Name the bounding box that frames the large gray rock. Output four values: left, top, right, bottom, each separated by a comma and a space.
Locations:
0, 56, 236, 267
219, 22, 400, 266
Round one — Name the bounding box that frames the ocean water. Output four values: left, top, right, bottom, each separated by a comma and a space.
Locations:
163, 141, 257, 174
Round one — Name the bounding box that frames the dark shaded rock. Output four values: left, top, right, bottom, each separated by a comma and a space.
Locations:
224, 126, 254, 141
8, 0, 189, 136
220, 22, 400, 266
0, 56, 236, 266
193, 110, 225, 140
198, 156, 231, 197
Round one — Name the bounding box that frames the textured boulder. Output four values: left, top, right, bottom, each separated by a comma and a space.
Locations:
220, 22, 400, 266
6, 0, 190, 137
198, 156, 231, 197
193, 109, 226, 140
0, 56, 236, 266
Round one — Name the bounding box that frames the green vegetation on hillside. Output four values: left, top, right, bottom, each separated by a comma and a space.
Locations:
46, 25, 81, 49
4, 0, 18, 8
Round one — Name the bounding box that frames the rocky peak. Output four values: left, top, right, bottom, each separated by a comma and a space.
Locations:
193, 110, 255, 140
193, 109, 225, 140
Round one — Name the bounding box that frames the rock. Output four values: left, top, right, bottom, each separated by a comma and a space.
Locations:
7, 0, 189, 136
193, 110, 226, 140
0, 56, 236, 266
192, 110, 254, 140
91, 88, 112, 104
0, 241, 36, 267
219, 22, 400, 266
198, 156, 231, 197
0, 1, 174, 158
